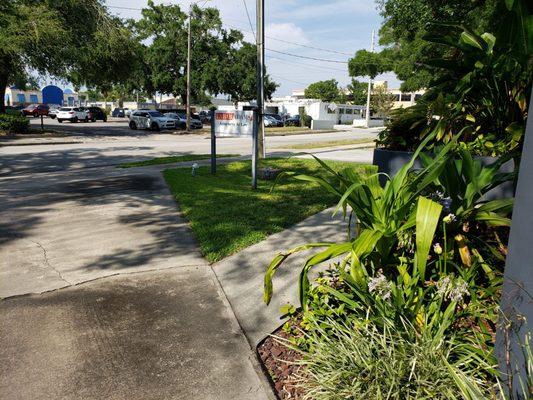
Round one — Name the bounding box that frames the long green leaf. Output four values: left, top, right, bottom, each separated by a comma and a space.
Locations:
263, 242, 332, 305
415, 197, 443, 280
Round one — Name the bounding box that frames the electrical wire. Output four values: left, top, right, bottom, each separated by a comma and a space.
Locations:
239, 0, 256, 42
266, 48, 348, 64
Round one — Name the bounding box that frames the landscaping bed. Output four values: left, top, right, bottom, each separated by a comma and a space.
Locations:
258, 324, 303, 400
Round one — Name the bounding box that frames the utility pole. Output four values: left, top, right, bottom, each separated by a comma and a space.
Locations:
365, 29, 375, 128
256, 0, 265, 158
186, 4, 192, 132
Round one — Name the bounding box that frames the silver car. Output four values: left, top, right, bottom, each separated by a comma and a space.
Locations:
128, 110, 176, 131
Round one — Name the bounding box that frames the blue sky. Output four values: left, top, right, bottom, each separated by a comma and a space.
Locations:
105, 0, 400, 96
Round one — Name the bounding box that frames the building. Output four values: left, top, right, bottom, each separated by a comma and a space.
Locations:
4, 85, 80, 106
4, 86, 42, 105
373, 81, 425, 109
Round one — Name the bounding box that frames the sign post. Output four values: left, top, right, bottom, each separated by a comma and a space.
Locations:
251, 108, 258, 189
212, 109, 256, 188
210, 109, 216, 174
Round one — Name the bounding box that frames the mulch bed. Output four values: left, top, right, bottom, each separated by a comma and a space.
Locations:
257, 325, 305, 399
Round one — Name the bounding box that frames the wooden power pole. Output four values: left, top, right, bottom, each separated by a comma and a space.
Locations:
186, 4, 192, 132
256, 0, 265, 158
365, 29, 375, 128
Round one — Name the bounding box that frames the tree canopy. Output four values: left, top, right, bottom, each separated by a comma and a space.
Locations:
133, 1, 277, 105
304, 79, 341, 102
347, 0, 504, 91
0, 0, 138, 111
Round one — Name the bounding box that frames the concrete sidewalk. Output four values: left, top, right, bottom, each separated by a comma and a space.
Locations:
213, 208, 348, 346
1, 267, 269, 400
0, 165, 272, 399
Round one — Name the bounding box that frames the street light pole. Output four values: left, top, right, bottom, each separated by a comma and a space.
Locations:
256, 0, 265, 158
365, 29, 375, 128
186, 4, 192, 132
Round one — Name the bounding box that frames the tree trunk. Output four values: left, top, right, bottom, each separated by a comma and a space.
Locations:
0, 72, 8, 113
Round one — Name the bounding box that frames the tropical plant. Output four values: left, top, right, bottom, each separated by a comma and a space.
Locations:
376, 0, 532, 156
279, 316, 496, 400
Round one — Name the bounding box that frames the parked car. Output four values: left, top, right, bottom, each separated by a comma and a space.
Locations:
264, 114, 284, 127
164, 113, 203, 129
198, 110, 211, 124
129, 110, 176, 131
112, 108, 126, 118
21, 104, 49, 117
84, 106, 107, 122
48, 105, 62, 119
265, 113, 284, 125
56, 107, 88, 123
284, 115, 301, 126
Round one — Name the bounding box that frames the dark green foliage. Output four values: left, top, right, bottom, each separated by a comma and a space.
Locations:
134, 1, 277, 104
0, 0, 140, 112
378, 1, 532, 156
348, 49, 391, 79
0, 114, 29, 134
304, 79, 341, 102
346, 79, 367, 105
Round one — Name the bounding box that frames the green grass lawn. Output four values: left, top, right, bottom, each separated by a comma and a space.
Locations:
278, 138, 376, 149
265, 126, 334, 136
164, 158, 375, 262
117, 154, 239, 168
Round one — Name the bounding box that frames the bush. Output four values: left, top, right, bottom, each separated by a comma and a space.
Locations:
288, 318, 494, 400
0, 113, 30, 134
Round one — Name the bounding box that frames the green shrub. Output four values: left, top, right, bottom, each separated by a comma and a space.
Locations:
0, 113, 30, 134
285, 318, 495, 400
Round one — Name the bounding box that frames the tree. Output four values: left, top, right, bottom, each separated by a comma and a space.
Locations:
134, 1, 276, 104
346, 79, 367, 105
370, 85, 395, 119
304, 79, 341, 102
369, 0, 501, 90
348, 50, 391, 80
219, 43, 277, 102
0, 0, 138, 112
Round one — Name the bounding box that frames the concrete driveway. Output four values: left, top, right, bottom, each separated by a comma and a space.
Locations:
0, 164, 271, 399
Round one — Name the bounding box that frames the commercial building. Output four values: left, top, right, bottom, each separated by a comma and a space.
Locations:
4, 85, 80, 106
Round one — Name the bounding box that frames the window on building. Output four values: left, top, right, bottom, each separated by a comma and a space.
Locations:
414, 94, 422, 101
17, 93, 26, 103
346, 108, 353, 114
339, 108, 345, 114
30, 94, 38, 103
401, 93, 411, 102
393, 94, 400, 101
327, 108, 336, 114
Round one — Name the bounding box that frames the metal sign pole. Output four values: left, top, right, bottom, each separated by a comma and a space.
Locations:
210, 109, 216, 174
251, 108, 258, 189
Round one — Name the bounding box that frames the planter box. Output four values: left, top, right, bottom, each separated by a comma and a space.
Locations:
372, 148, 515, 200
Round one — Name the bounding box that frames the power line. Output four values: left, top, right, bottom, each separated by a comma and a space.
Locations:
269, 75, 308, 86
239, 0, 256, 41
106, 4, 355, 58
266, 48, 348, 64
266, 55, 347, 73
223, 20, 353, 57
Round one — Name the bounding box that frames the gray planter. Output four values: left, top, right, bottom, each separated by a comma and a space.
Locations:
372, 148, 515, 200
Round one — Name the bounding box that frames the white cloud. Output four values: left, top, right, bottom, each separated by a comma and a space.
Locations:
265, 23, 309, 51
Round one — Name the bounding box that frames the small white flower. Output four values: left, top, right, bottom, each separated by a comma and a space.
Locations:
436, 276, 469, 303
433, 243, 443, 255
443, 213, 457, 224
448, 279, 469, 302
368, 269, 392, 301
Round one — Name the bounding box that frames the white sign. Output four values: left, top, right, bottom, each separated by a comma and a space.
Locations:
214, 110, 254, 137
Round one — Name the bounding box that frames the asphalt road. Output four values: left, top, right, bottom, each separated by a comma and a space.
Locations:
0, 119, 378, 176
